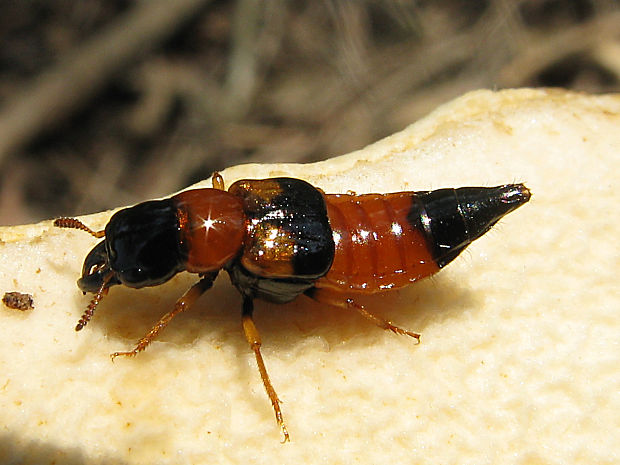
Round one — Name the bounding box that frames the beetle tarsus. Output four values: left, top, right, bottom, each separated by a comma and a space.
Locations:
110, 349, 140, 361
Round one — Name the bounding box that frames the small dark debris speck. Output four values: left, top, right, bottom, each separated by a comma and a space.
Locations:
3, 292, 34, 311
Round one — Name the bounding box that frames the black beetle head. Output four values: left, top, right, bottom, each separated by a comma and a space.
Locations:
97, 199, 184, 289
56, 199, 185, 295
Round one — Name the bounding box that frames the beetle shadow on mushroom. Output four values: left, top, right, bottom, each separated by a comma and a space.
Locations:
272, 275, 478, 349
64, 262, 481, 364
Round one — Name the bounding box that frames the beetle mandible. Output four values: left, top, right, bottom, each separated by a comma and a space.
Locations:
55, 172, 531, 442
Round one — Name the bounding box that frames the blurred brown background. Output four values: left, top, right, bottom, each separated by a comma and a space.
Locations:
0, 0, 618, 225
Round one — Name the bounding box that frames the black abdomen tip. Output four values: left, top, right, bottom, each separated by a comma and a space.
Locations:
498, 183, 531, 207
415, 183, 531, 268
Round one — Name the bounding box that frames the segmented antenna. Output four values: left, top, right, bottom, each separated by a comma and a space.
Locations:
54, 217, 105, 238
75, 272, 114, 331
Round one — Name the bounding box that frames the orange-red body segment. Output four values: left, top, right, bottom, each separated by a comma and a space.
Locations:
174, 189, 245, 273
317, 193, 438, 292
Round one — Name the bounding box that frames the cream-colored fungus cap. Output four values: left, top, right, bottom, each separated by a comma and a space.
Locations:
0, 88, 618, 464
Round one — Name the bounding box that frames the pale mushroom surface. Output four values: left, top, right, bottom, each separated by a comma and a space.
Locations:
0, 88, 618, 464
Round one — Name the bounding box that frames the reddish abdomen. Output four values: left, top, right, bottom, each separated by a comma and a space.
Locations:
315, 193, 439, 293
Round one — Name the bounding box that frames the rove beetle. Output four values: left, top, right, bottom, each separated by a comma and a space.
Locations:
55, 172, 530, 442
